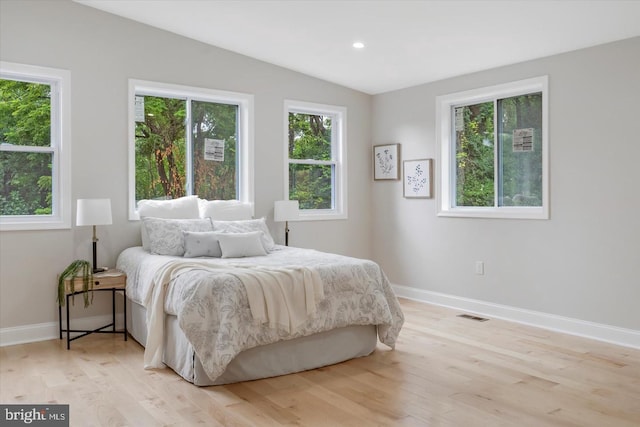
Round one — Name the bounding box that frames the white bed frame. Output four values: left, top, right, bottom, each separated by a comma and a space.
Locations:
127, 299, 378, 386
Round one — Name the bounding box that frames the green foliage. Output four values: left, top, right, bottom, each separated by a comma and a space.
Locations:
498, 94, 543, 206
455, 93, 543, 207
0, 79, 53, 216
288, 113, 333, 209
289, 164, 332, 209
0, 79, 51, 146
57, 260, 93, 308
134, 96, 238, 202
456, 102, 495, 207
289, 113, 331, 160
135, 96, 187, 200
191, 101, 238, 200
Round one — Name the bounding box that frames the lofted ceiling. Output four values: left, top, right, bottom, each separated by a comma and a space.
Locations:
76, 0, 640, 94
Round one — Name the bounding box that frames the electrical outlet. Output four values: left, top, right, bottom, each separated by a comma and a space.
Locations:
475, 261, 484, 275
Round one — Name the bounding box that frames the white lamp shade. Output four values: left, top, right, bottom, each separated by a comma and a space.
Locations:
76, 198, 113, 226
274, 200, 299, 222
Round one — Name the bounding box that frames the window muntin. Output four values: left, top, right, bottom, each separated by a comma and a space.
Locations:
285, 100, 346, 220
0, 62, 71, 230
437, 76, 548, 219
129, 80, 253, 220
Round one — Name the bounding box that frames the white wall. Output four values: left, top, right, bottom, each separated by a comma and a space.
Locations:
2, 0, 638, 344
0, 0, 372, 332
372, 37, 640, 331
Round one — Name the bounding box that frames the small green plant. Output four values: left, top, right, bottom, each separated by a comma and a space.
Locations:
58, 260, 94, 308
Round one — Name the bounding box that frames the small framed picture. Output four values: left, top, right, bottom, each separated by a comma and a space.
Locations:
403, 159, 432, 198
373, 143, 400, 180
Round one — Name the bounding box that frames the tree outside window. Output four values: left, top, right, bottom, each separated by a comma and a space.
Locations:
0, 79, 53, 216
288, 112, 333, 210
133, 94, 240, 204
437, 76, 548, 219
129, 81, 253, 220
455, 93, 543, 208
285, 100, 347, 220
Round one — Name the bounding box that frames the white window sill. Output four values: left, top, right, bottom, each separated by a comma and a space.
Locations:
438, 207, 548, 220
297, 209, 347, 221
0, 216, 71, 231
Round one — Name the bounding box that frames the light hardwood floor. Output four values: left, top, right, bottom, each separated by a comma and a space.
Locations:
1, 298, 639, 426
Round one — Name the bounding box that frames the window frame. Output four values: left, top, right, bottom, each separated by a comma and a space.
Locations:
0, 62, 71, 231
128, 79, 254, 220
284, 100, 347, 221
436, 76, 549, 219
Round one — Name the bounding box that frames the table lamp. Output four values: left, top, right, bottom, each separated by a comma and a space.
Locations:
76, 198, 112, 273
274, 200, 299, 246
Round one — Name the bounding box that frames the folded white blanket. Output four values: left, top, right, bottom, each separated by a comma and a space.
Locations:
234, 265, 324, 332
143, 260, 324, 369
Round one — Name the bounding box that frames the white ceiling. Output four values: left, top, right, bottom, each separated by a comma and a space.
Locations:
76, 0, 640, 94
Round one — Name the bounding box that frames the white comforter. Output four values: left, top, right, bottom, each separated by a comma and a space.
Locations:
116, 246, 404, 381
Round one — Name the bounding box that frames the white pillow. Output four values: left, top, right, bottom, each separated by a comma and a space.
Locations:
211, 218, 276, 251
198, 199, 253, 220
215, 231, 267, 258
143, 217, 213, 256
138, 196, 200, 250
183, 231, 222, 258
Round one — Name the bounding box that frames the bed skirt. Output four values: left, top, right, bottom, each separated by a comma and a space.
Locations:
127, 299, 378, 386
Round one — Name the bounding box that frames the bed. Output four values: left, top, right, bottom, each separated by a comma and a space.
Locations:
116, 196, 404, 386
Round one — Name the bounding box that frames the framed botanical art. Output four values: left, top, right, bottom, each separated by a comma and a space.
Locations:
373, 143, 400, 180
403, 159, 432, 198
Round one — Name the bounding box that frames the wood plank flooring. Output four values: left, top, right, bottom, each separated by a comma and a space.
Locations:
1, 298, 639, 426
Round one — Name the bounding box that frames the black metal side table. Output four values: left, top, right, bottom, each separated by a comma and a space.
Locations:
58, 269, 127, 349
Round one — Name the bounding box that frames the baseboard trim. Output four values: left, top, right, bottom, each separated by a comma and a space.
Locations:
392, 284, 640, 350
0, 314, 125, 347
3, 289, 638, 350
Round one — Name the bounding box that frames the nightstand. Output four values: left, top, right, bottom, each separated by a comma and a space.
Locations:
58, 269, 127, 349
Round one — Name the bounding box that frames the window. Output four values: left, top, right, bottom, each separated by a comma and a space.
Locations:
285, 100, 347, 220
0, 62, 71, 230
436, 76, 548, 219
129, 80, 254, 219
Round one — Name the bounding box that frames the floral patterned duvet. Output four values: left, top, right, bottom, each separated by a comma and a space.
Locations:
116, 245, 404, 382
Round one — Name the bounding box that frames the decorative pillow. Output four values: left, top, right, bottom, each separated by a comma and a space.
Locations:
138, 196, 200, 250
138, 195, 200, 218
183, 231, 222, 258
198, 199, 253, 221
211, 218, 276, 251
143, 217, 213, 256
215, 231, 267, 258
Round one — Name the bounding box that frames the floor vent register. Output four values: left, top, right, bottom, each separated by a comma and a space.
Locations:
457, 314, 489, 322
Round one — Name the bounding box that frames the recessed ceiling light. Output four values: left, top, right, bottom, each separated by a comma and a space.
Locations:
352, 41, 365, 49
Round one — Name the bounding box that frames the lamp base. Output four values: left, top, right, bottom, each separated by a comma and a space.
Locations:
285, 221, 290, 246
91, 238, 107, 274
